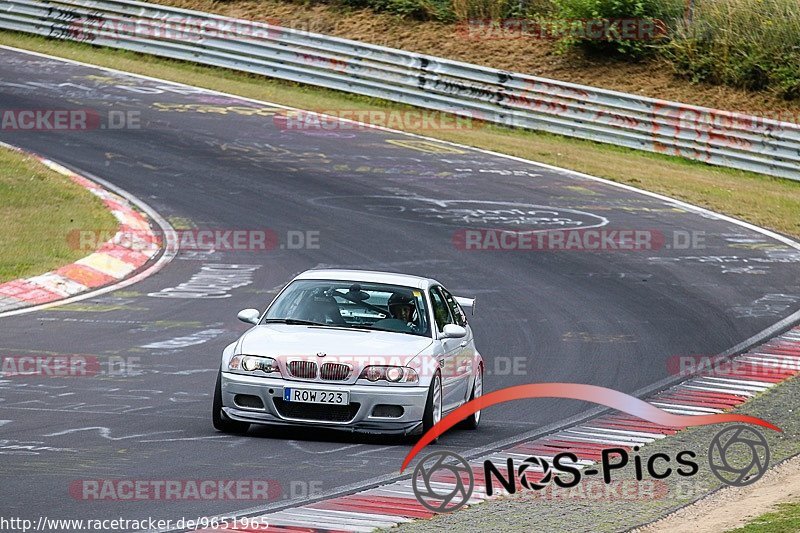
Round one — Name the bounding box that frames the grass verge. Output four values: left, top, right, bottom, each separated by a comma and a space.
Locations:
0, 145, 118, 283
1, 31, 799, 239
729, 502, 800, 532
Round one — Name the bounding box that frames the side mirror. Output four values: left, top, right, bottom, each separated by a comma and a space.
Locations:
442, 324, 467, 339
237, 308, 260, 325
455, 296, 475, 316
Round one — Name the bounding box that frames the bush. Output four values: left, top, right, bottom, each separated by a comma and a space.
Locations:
335, 0, 456, 21
664, 0, 800, 99
550, 0, 683, 57
451, 0, 513, 21
331, 0, 543, 22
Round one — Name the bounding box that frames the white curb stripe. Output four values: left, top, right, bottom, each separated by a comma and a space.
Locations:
701, 376, 776, 388
562, 429, 655, 444
302, 507, 414, 524
27, 272, 88, 297
262, 514, 375, 532
651, 402, 723, 413
579, 427, 667, 439
545, 434, 644, 446
682, 384, 754, 396
278, 508, 402, 527
691, 380, 768, 393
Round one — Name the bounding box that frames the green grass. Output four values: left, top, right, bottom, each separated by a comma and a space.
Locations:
1, 31, 799, 240
728, 502, 800, 533
0, 146, 118, 282
666, 0, 800, 99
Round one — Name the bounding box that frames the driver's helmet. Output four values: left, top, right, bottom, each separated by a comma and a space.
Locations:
388, 292, 415, 321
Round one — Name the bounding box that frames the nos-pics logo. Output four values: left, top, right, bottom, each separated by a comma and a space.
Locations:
411, 425, 770, 513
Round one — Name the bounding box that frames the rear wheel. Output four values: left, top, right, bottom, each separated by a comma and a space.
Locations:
421, 372, 443, 443
462, 364, 483, 430
212, 370, 249, 434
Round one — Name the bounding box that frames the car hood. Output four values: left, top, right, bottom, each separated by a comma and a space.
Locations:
237, 324, 433, 360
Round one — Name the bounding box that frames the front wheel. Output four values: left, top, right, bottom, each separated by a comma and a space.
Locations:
212, 370, 249, 434
461, 364, 483, 430
421, 372, 443, 443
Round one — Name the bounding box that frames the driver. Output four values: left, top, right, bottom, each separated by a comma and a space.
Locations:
388, 293, 417, 328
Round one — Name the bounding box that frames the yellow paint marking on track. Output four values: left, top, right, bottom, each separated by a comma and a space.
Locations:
386, 139, 466, 154
564, 185, 602, 196
51, 303, 148, 312
152, 103, 282, 117
562, 331, 638, 343
728, 243, 788, 250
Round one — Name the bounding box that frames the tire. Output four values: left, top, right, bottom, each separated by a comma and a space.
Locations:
212, 370, 250, 434
461, 364, 483, 430
421, 372, 443, 443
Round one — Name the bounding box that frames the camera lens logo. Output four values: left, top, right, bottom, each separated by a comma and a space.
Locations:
518, 456, 552, 490
412, 451, 474, 513
708, 425, 770, 486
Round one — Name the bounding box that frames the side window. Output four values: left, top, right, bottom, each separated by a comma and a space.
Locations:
441, 288, 467, 327
429, 287, 454, 332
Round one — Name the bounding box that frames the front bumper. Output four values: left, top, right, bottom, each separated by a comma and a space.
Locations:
220, 372, 428, 435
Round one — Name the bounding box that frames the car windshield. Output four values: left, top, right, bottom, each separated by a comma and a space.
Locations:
264, 279, 431, 337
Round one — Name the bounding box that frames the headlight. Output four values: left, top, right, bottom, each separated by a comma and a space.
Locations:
359, 366, 418, 383
386, 367, 403, 382
229, 355, 280, 374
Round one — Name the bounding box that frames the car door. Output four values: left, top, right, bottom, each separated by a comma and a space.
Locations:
440, 286, 474, 404
429, 286, 463, 412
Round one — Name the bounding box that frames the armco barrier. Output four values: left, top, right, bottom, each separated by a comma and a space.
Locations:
1, 0, 799, 181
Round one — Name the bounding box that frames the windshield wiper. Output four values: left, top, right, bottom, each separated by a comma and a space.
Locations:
263, 318, 329, 327
361, 324, 422, 336
264, 318, 374, 332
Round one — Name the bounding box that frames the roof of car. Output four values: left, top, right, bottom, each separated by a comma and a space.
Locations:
293, 269, 439, 290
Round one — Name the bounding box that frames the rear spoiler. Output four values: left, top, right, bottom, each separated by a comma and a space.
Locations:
455, 296, 475, 316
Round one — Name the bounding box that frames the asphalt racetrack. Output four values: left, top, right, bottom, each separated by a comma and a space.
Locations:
1, 47, 799, 528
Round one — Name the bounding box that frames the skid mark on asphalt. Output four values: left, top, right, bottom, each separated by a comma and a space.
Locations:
170, 368, 216, 375
0, 439, 78, 455
313, 195, 609, 232
351, 445, 396, 457
147, 263, 261, 299
288, 442, 363, 455
140, 328, 226, 349
43, 427, 184, 440
732, 294, 800, 319
139, 435, 229, 443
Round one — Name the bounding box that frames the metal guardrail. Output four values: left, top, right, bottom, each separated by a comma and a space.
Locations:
2, 0, 799, 181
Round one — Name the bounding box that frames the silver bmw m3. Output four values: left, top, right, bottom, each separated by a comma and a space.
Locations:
212, 269, 484, 437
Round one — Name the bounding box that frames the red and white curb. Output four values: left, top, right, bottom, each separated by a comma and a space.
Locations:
199, 326, 800, 532
0, 143, 161, 313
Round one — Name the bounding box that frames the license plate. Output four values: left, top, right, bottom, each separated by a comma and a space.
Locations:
283, 388, 349, 405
